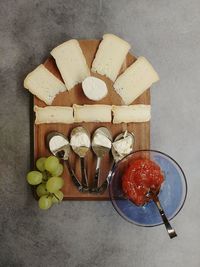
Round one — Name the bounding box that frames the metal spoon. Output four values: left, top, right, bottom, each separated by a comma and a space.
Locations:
46, 132, 83, 191
98, 131, 135, 194
70, 127, 90, 191
146, 190, 177, 239
91, 127, 112, 192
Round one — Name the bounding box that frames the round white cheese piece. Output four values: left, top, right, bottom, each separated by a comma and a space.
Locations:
82, 76, 108, 101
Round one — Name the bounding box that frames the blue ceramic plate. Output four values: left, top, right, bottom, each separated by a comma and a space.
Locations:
109, 150, 187, 227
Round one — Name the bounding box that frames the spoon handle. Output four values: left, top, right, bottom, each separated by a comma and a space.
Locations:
65, 160, 83, 191
80, 157, 88, 189
153, 197, 177, 239
97, 162, 115, 194
92, 157, 101, 191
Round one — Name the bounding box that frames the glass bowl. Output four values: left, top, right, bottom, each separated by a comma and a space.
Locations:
109, 150, 187, 227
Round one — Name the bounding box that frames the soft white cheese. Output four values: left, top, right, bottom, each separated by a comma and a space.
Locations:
114, 57, 159, 105
49, 135, 69, 152
24, 64, 66, 105
82, 76, 108, 101
112, 136, 133, 156
93, 133, 112, 149
51, 39, 90, 90
73, 104, 112, 123
34, 106, 74, 124
92, 34, 131, 82
70, 132, 90, 148
112, 105, 151, 123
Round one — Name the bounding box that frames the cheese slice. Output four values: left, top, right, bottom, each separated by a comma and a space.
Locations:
92, 34, 131, 82
112, 105, 151, 123
114, 57, 159, 105
51, 40, 90, 90
24, 64, 66, 105
73, 104, 112, 123
34, 105, 74, 124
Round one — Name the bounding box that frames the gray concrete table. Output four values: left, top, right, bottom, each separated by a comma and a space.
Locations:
0, 0, 199, 266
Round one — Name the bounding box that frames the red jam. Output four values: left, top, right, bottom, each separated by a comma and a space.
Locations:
122, 158, 164, 206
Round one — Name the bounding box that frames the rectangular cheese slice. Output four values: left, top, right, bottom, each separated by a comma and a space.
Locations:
34, 105, 74, 124
51, 40, 90, 90
92, 34, 131, 82
24, 64, 66, 105
114, 57, 159, 105
112, 105, 151, 123
73, 104, 112, 123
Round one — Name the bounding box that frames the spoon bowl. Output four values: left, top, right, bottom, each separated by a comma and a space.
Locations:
111, 131, 135, 162
92, 127, 112, 157
47, 132, 70, 160
70, 127, 90, 158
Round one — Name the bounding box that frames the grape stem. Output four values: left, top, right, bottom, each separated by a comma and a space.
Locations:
52, 193, 60, 201
42, 170, 49, 182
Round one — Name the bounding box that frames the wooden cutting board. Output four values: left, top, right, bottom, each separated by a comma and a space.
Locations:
33, 39, 150, 200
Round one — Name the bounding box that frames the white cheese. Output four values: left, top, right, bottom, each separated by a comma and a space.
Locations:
73, 104, 112, 123
70, 132, 90, 148
114, 57, 159, 105
24, 64, 66, 105
51, 39, 90, 90
112, 105, 151, 123
34, 105, 74, 124
92, 34, 131, 82
49, 135, 69, 152
93, 133, 112, 149
112, 136, 133, 157
82, 76, 108, 101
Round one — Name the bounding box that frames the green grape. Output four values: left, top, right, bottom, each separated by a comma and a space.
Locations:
38, 195, 52, 210
44, 156, 59, 174
36, 184, 48, 197
46, 177, 64, 193
36, 157, 46, 172
51, 163, 64, 177
27, 171, 43, 185
52, 190, 64, 203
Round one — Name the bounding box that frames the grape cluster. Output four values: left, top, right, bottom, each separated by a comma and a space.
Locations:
26, 156, 64, 210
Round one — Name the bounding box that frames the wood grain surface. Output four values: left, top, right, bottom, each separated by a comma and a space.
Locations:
33, 39, 150, 200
